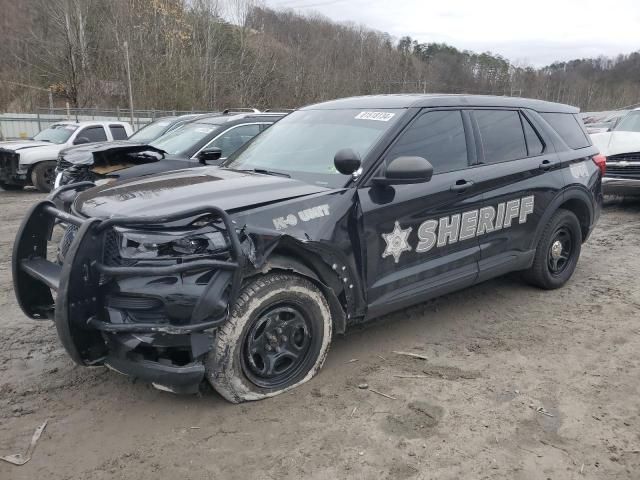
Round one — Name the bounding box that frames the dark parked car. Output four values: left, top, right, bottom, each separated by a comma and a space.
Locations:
54, 112, 285, 188
13, 95, 602, 403
124, 114, 208, 144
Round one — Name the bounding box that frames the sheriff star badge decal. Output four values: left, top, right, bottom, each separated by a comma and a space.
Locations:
382, 221, 413, 263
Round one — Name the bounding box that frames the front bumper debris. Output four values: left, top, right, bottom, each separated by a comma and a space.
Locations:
12, 186, 244, 393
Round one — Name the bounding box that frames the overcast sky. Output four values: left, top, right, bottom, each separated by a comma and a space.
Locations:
264, 0, 640, 66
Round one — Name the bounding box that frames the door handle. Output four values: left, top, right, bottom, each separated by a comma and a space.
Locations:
539, 160, 552, 171
450, 180, 474, 192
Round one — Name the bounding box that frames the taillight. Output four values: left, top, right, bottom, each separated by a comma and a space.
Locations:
592, 154, 606, 176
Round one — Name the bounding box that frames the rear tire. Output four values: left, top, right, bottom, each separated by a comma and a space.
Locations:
523, 209, 582, 289
206, 273, 332, 403
31, 161, 56, 192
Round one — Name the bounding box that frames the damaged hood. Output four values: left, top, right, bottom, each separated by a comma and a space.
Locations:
60, 141, 165, 166
74, 167, 331, 218
590, 131, 640, 157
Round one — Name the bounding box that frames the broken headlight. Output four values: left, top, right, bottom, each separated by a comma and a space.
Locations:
116, 227, 228, 260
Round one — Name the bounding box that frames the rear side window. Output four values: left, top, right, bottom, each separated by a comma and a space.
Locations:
387, 110, 468, 174
522, 116, 544, 156
109, 125, 128, 140
77, 126, 107, 143
541, 113, 590, 149
474, 110, 527, 163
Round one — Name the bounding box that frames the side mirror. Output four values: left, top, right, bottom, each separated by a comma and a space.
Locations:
74, 136, 90, 145
334, 148, 361, 175
373, 156, 433, 185
197, 147, 222, 165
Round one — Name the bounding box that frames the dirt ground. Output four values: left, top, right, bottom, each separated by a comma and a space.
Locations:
0, 190, 638, 480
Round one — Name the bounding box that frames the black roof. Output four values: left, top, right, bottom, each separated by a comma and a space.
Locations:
302, 94, 578, 114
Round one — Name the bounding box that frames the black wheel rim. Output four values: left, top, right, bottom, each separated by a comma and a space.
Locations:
548, 226, 573, 276
241, 305, 314, 388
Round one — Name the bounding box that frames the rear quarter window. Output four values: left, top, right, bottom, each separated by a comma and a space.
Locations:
540, 113, 591, 149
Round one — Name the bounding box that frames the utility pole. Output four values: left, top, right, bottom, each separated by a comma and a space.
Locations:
123, 41, 135, 127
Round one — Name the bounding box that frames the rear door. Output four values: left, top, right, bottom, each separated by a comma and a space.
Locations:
468, 109, 564, 280
358, 109, 485, 319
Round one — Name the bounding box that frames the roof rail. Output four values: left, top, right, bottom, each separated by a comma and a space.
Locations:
222, 108, 261, 114
263, 108, 295, 113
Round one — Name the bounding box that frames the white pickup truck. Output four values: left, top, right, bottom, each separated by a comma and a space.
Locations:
0, 121, 133, 192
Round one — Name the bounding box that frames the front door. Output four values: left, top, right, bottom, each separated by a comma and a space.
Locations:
358, 109, 484, 319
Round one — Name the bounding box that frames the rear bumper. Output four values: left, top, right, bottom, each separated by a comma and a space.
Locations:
12, 191, 244, 393
602, 176, 640, 196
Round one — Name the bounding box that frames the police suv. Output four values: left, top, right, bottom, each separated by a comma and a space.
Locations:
13, 95, 603, 403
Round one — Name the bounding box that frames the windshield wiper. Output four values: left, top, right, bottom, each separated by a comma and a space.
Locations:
242, 168, 291, 178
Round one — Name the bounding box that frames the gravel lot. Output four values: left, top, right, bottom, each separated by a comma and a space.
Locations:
1, 190, 639, 480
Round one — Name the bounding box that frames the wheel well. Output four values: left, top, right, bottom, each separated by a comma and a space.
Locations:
559, 198, 591, 242
28, 160, 56, 178
256, 250, 349, 335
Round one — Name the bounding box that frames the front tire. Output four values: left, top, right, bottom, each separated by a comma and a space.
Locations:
31, 161, 57, 192
523, 209, 582, 289
206, 273, 332, 403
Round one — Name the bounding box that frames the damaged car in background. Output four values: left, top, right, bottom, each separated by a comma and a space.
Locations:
51, 113, 213, 189
0, 121, 132, 192
12, 95, 602, 403
54, 111, 285, 189
590, 108, 640, 196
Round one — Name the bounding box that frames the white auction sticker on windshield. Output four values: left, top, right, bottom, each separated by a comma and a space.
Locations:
355, 111, 396, 122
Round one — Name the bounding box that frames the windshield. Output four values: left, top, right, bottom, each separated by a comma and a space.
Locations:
33, 124, 78, 144
614, 111, 640, 133
224, 109, 404, 188
129, 119, 175, 143
150, 121, 221, 155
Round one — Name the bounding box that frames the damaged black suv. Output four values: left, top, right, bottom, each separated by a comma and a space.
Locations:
13, 95, 602, 402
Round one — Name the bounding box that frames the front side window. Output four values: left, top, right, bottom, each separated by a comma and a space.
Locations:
386, 110, 468, 174
205, 124, 262, 158
225, 109, 404, 188
33, 124, 78, 144
77, 126, 107, 143
475, 110, 527, 163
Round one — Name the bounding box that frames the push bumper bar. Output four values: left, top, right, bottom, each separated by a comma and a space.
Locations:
12, 189, 244, 392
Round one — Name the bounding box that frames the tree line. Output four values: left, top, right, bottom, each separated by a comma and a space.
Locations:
1, 0, 638, 113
